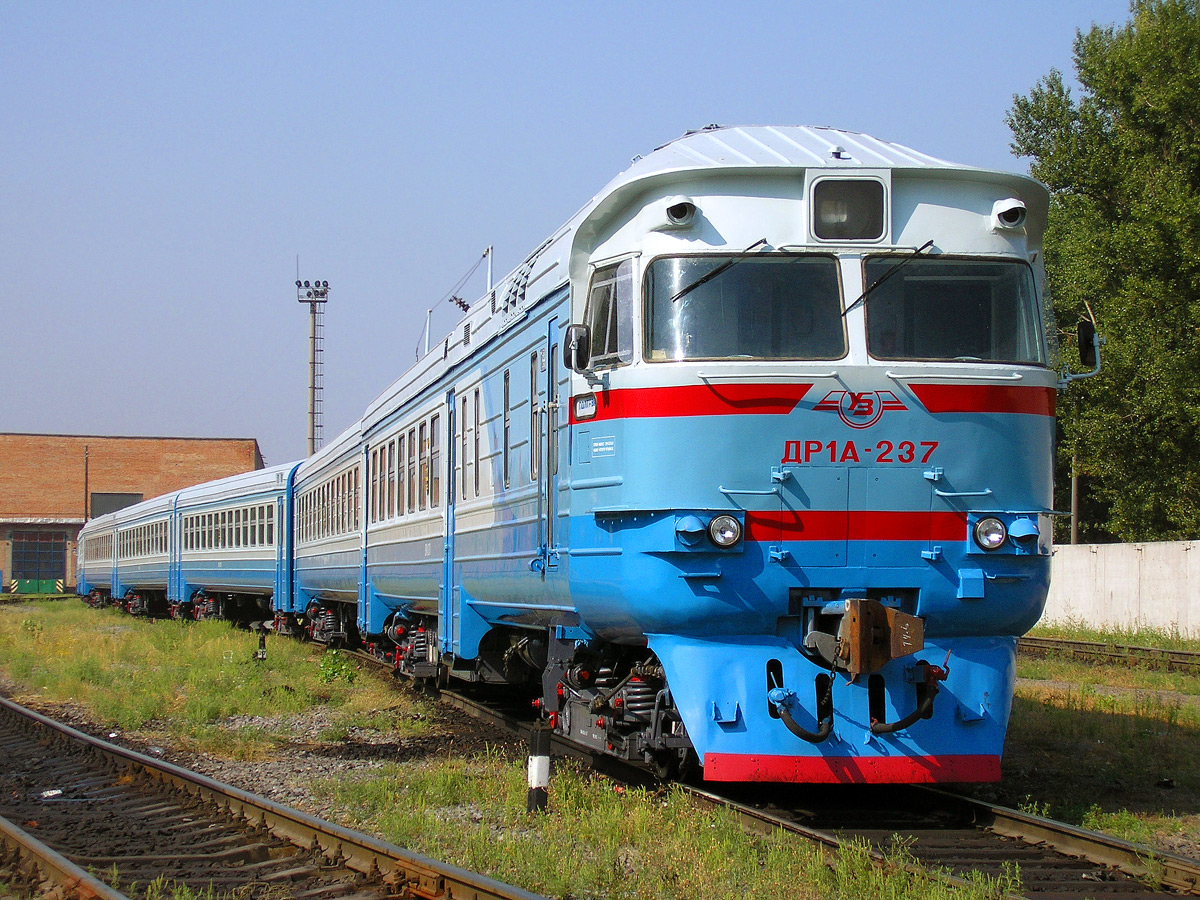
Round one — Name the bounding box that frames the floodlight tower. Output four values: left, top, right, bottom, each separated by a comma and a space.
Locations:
296, 279, 330, 456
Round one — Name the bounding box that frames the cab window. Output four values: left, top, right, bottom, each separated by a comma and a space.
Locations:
585, 259, 635, 367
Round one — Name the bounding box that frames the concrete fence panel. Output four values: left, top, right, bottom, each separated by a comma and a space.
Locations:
1043, 541, 1200, 637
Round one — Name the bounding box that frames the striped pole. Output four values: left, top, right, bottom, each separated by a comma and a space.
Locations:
526, 722, 551, 813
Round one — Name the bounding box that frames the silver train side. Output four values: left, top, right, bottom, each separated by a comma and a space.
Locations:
79, 125, 1091, 783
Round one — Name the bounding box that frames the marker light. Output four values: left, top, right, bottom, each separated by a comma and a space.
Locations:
973, 517, 1008, 551
708, 514, 742, 548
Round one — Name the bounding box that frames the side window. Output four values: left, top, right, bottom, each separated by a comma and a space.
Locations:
473, 388, 481, 497
461, 396, 469, 500
398, 435, 406, 516
530, 352, 540, 483
369, 449, 379, 524
419, 421, 429, 511
586, 259, 635, 367
387, 441, 396, 519
503, 370, 511, 488
407, 428, 417, 512
430, 414, 441, 507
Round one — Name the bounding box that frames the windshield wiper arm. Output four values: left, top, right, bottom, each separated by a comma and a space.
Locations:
670, 238, 770, 303
842, 239, 935, 318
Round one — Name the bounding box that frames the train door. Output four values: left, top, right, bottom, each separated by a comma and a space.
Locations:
533, 317, 560, 573
441, 389, 457, 653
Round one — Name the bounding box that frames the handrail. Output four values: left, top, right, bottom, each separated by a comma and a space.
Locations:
697, 371, 837, 380
885, 370, 1023, 382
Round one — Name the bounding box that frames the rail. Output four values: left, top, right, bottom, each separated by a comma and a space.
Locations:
0, 695, 549, 900
1019, 636, 1200, 675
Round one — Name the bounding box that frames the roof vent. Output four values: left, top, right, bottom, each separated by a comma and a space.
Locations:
463, 322, 471, 346
830, 146, 851, 160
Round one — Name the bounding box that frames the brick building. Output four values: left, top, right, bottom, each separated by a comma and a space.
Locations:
0, 433, 264, 592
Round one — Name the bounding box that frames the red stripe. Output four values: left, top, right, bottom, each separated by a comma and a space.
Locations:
570, 383, 812, 424
704, 752, 1001, 783
744, 510, 966, 542
910, 383, 1055, 417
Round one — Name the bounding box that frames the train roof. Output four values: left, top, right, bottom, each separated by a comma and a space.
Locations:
359, 125, 1044, 436
174, 461, 297, 507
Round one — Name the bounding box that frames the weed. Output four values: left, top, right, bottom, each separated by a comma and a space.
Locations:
318, 649, 357, 684
1018, 795, 1050, 818
19, 617, 44, 640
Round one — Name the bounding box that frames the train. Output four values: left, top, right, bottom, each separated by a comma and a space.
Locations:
77, 125, 1100, 784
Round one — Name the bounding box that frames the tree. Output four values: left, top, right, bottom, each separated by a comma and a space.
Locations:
1007, 0, 1200, 541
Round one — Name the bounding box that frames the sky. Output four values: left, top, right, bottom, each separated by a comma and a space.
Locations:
2, 1, 1133, 466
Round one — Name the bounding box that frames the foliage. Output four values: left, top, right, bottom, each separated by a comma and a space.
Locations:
318, 648, 358, 684
1007, 0, 1200, 541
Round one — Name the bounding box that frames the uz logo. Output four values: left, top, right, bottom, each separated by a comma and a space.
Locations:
846, 393, 875, 417
814, 390, 907, 429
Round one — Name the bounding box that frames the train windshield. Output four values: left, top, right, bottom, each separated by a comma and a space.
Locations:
864, 257, 1046, 364
644, 255, 845, 361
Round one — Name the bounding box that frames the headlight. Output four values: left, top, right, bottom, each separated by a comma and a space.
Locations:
973, 517, 1007, 551
708, 514, 742, 548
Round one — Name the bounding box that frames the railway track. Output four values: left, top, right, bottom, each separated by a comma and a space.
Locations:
426, 660, 1200, 899
1019, 637, 1200, 675
0, 695, 548, 900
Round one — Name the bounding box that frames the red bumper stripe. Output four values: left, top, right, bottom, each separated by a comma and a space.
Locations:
570, 383, 813, 424
704, 752, 1002, 783
744, 510, 967, 542
910, 383, 1055, 417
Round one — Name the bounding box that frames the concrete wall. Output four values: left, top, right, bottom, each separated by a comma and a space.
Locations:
1043, 541, 1200, 637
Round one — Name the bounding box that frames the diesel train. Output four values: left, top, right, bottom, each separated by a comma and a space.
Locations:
77, 125, 1100, 784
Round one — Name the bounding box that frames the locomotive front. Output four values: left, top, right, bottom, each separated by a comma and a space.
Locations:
554, 128, 1056, 782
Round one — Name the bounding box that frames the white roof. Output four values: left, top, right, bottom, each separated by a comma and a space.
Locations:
614, 125, 963, 187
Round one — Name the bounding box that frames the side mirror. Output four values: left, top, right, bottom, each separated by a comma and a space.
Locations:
1078, 319, 1097, 368
564, 324, 591, 373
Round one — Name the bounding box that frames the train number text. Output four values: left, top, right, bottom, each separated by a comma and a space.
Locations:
780, 440, 939, 465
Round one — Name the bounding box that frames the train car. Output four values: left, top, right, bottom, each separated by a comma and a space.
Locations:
309, 125, 1089, 784
286, 424, 365, 641
79, 125, 1099, 786
173, 463, 296, 620
77, 511, 118, 603
77, 462, 297, 621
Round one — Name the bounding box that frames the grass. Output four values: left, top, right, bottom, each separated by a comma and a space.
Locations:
0, 598, 1015, 900
0, 600, 432, 758
317, 753, 1016, 900
1028, 619, 1200, 653
999, 657, 1200, 859
1018, 653, 1200, 695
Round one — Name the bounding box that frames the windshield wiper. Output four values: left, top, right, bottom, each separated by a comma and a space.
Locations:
842, 239, 935, 318
670, 238, 770, 303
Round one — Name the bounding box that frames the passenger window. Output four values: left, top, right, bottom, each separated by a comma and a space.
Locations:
419, 421, 429, 511
387, 442, 396, 519
430, 414, 441, 507
473, 388, 481, 497
530, 352, 540, 483
407, 428, 417, 512
461, 397, 469, 500
503, 370, 511, 488
398, 436, 406, 515
586, 259, 635, 367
